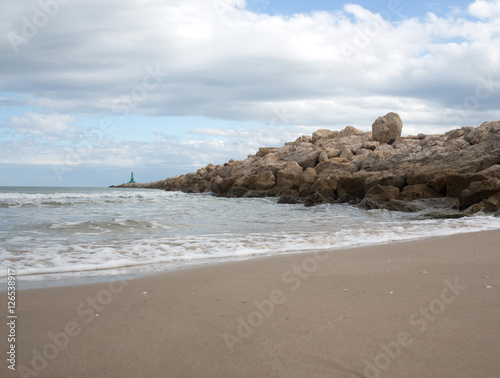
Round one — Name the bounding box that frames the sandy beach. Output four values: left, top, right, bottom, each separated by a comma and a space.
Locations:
2, 230, 500, 378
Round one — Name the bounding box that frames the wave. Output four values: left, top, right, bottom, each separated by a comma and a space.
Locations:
2, 214, 500, 280
0, 189, 177, 208
48, 219, 174, 233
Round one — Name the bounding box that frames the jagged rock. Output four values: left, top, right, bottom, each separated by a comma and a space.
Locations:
358, 198, 422, 212
245, 170, 275, 191
311, 176, 337, 200
210, 176, 235, 194
327, 148, 343, 158
312, 129, 339, 144
227, 186, 248, 198
456, 153, 500, 174
362, 141, 380, 151
464, 121, 500, 145
336, 171, 376, 201
364, 172, 407, 190
298, 167, 317, 186
445, 173, 487, 198
339, 126, 364, 138
372, 112, 403, 144
256, 147, 278, 157
382, 200, 423, 212
399, 184, 439, 201
315, 159, 358, 174
444, 128, 467, 141
428, 174, 447, 195
464, 192, 500, 214
112, 117, 500, 213
242, 190, 270, 198
366, 185, 400, 201
275, 162, 303, 192
417, 212, 467, 219
298, 183, 312, 197
357, 197, 384, 210
459, 178, 500, 210
293, 135, 313, 145
304, 193, 329, 207
418, 135, 445, 149
279, 147, 320, 169
412, 197, 459, 210
277, 196, 304, 204
339, 147, 354, 160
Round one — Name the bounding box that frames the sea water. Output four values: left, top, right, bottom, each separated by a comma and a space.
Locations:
1, 186, 500, 289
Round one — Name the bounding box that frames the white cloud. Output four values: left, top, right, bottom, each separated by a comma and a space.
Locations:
468, 0, 500, 19
7, 112, 76, 135
1, 0, 499, 127
1, 0, 500, 175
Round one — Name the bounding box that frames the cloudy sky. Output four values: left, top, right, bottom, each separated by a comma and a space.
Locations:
1, 0, 500, 186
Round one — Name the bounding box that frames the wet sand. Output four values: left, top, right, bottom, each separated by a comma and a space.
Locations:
1, 230, 500, 377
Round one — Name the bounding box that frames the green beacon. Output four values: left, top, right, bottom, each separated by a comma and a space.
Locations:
129, 172, 136, 183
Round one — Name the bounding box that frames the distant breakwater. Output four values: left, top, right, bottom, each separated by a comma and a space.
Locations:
111, 113, 500, 215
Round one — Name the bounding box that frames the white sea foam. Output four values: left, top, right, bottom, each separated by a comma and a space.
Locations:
1, 213, 500, 280
1, 187, 500, 283
0, 188, 177, 208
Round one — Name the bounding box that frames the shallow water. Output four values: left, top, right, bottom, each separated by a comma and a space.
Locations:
1, 186, 500, 289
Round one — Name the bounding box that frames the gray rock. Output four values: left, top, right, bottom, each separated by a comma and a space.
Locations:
372, 112, 403, 144
117, 117, 500, 213
459, 178, 500, 210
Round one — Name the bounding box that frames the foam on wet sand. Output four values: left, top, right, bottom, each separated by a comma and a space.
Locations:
1, 230, 499, 377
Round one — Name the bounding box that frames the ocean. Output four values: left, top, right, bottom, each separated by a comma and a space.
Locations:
1, 186, 500, 289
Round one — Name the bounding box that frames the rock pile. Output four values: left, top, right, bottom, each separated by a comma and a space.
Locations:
112, 114, 500, 214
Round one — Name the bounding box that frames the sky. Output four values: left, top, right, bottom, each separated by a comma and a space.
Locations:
1, 0, 500, 187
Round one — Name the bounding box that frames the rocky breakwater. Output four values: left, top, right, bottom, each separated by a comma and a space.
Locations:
116, 113, 500, 214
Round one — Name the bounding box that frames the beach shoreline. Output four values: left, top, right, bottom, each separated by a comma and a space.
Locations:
1, 230, 499, 377
3, 226, 499, 292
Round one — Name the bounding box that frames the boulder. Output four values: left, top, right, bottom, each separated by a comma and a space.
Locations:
338, 126, 365, 138
311, 177, 338, 200
366, 185, 400, 201
464, 121, 500, 145
417, 212, 467, 219
298, 183, 312, 197
277, 196, 304, 204
458, 178, 500, 210
280, 147, 321, 169
382, 200, 423, 212
227, 186, 248, 198
358, 198, 422, 212
210, 176, 235, 194
357, 197, 384, 210
247, 170, 275, 191
312, 129, 339, 144
464, 192, 500, 214
336, 171, 376, 201
256, 147, 278, 157
445, 173, 487, 198
362, 141, 380, 151
399, 184, 439, 201
372, 112, 403, 144
275, 162, 303, 191
427, 174, 447, 195
119, 118, 500, 213
364, 172, 407, 190
304, 193, 330, 207
318, 151, 329, 163
298, 167, 317, 186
